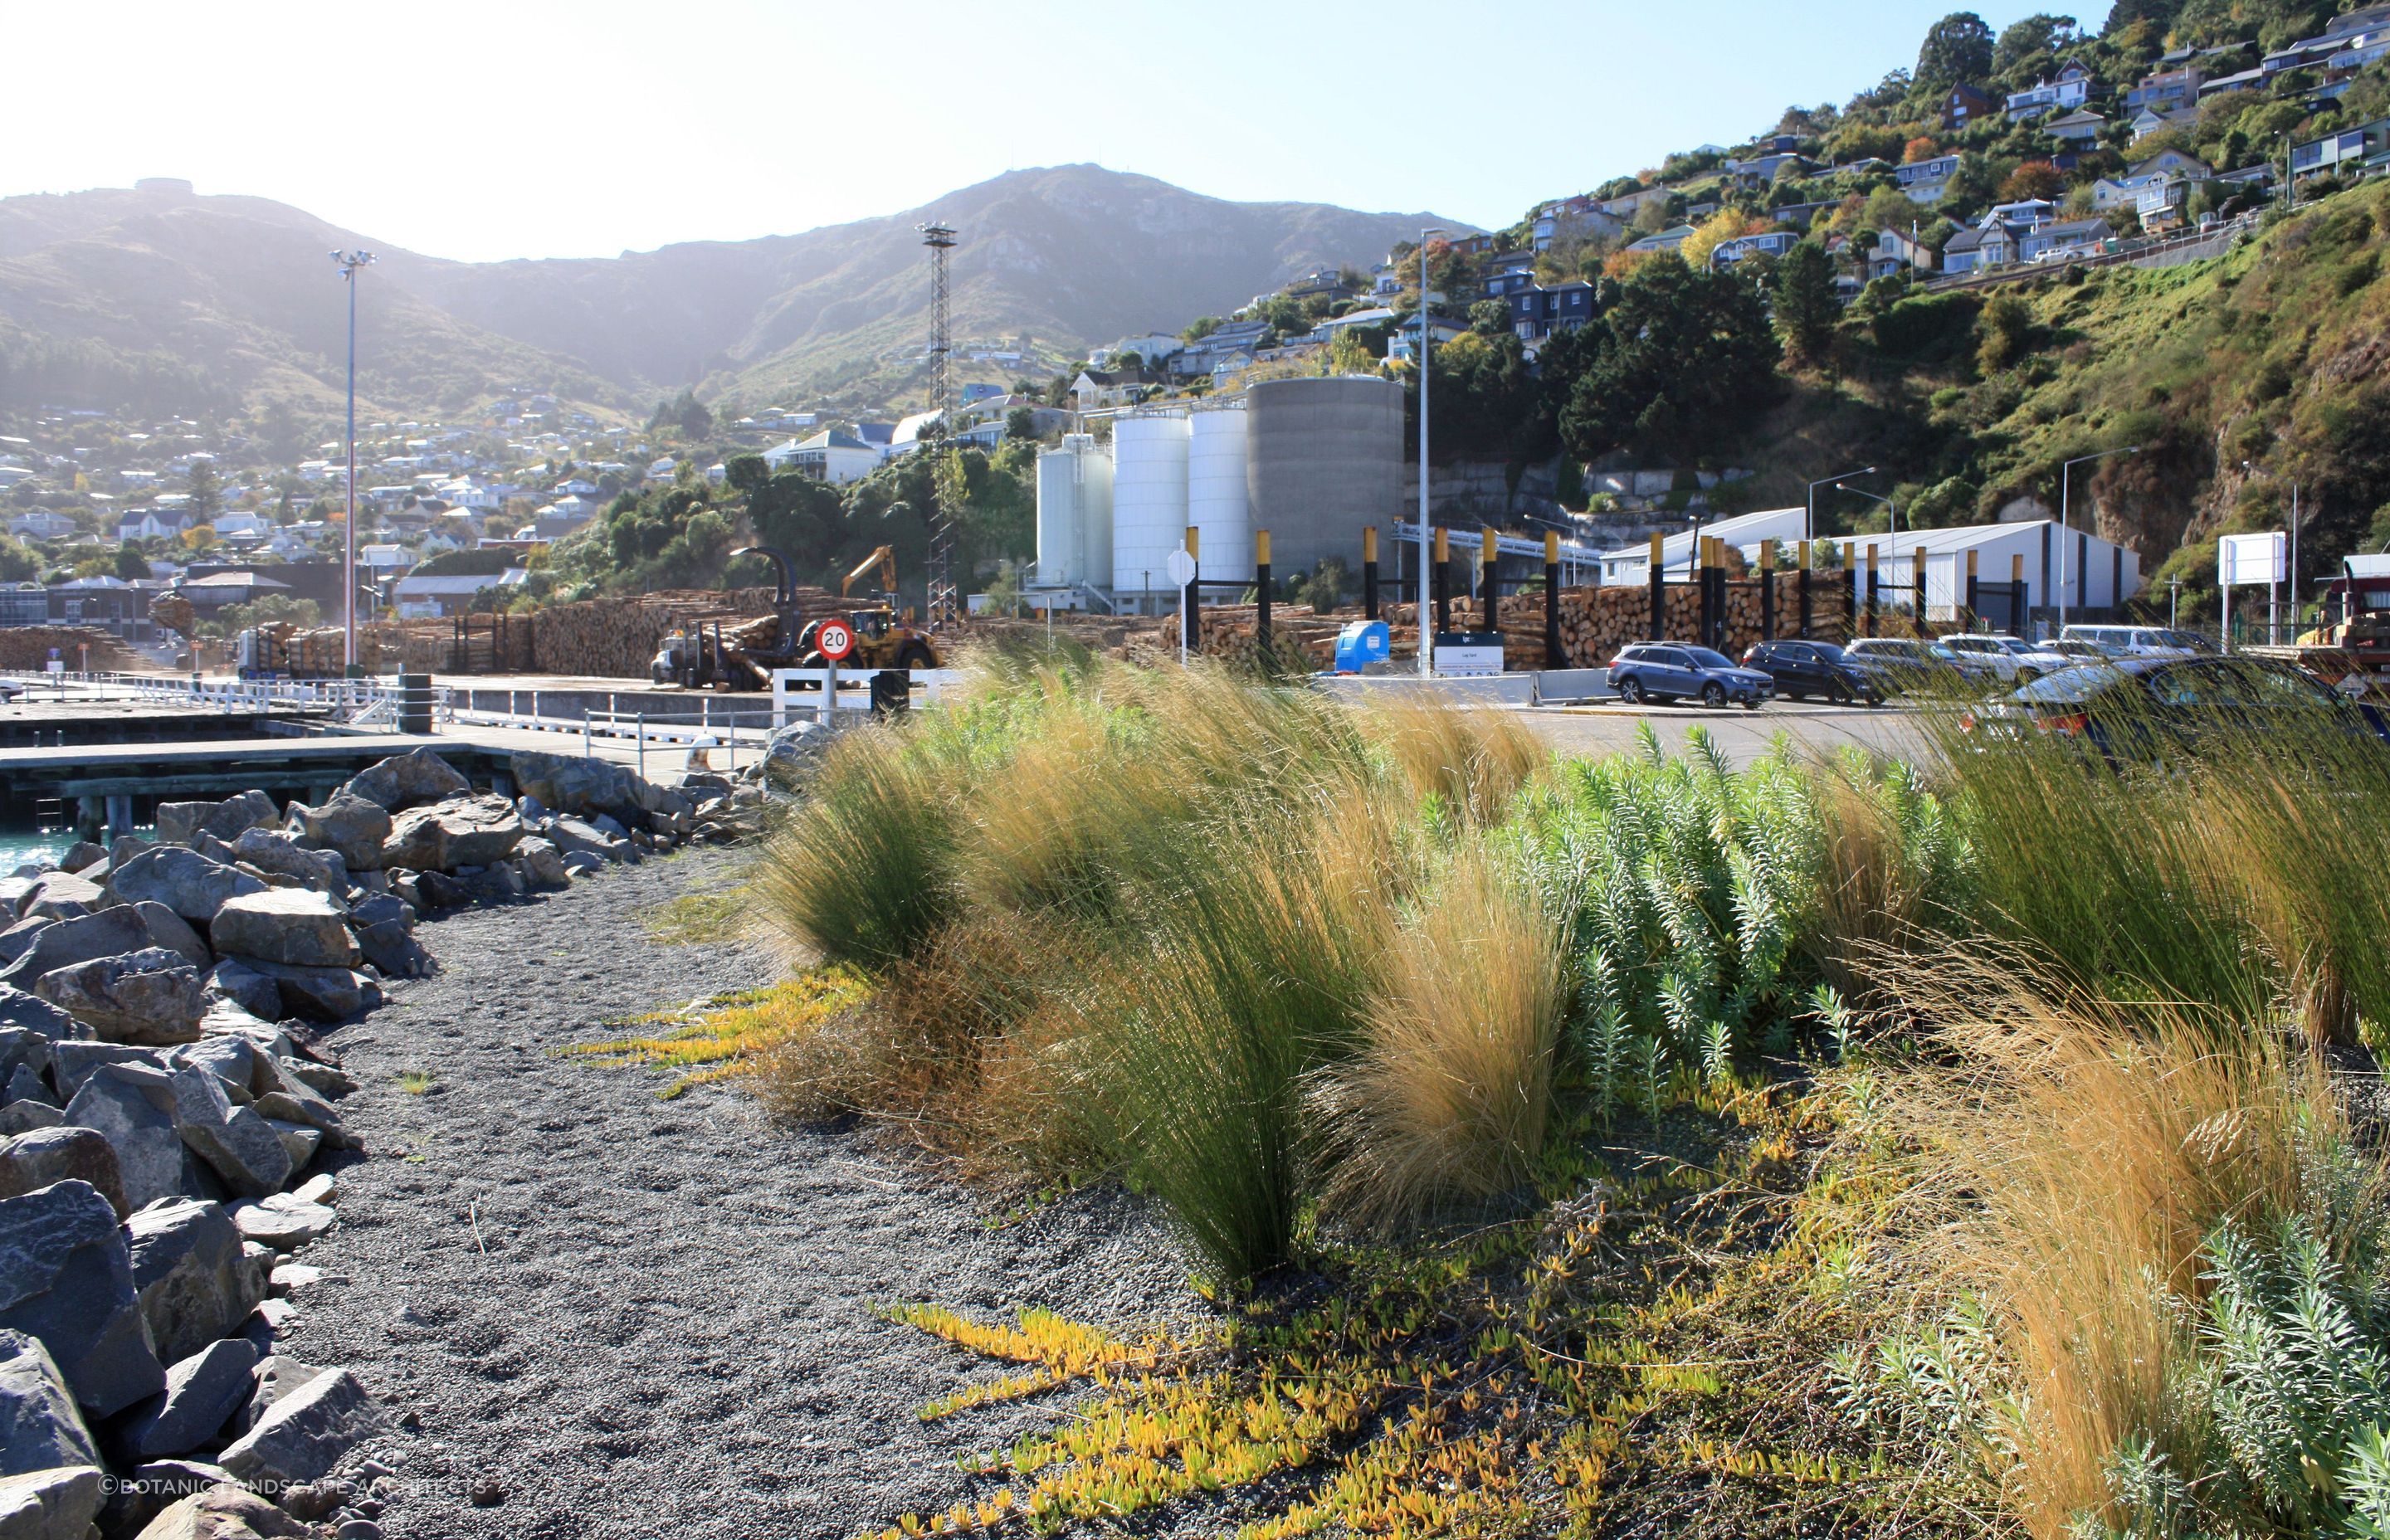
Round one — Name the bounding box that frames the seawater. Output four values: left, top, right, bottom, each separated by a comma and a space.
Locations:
0, 826, 78, 871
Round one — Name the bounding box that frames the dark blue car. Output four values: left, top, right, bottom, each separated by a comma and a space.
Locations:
1607, 642, 1775, 709
1961, 654, 2390, 763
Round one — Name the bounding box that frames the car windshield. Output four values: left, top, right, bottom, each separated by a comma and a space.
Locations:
1999, 639, 2036, 655
1930, 645, 1960, 660
1684, 647, 1736, 669
1807, 642, 1846, 661
2013, 663, 2124, 703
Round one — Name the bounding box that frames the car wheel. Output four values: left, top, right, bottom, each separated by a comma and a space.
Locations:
1617, 677, 1644, 704
895, 642, 935, 670
1741, 697, 1762, 711
1831, 680, 1853, 706
1702, 682, 1727, 708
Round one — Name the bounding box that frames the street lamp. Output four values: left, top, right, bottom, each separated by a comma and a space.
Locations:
1807, 466, 1875, 544
330, 250, 376, 673
1837, 480, 1898, 539
1416, 225, 1446, 677
2057, 445, 2139, 632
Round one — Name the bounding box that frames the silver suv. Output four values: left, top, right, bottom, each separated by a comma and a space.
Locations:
1941, 632, 2074, 684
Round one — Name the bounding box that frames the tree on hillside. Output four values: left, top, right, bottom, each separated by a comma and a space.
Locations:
185, 460, 221, 524
111, 544, 147, 582
1774, 243, 1841, 368
1917, 12, 1995, 88
1993, 13, 2078, 80
1556, 257, 1779, 465
2002, 161, 2069, 201
1006, 407, 1038, 441
1904, 136, 1943, 164
649, 389, 712, 441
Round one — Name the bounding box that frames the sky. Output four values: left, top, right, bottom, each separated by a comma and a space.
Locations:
3, 0, 2114, 264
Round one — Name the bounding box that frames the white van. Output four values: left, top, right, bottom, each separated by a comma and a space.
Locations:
2058, 624, 2213, 658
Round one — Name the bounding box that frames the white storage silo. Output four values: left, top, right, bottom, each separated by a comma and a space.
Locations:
1035, 435, 1111, 590
1188, 403, 1254, 583
1110, 412, 1191, 603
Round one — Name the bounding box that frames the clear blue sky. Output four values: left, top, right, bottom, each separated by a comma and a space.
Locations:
4, 0, 2113, 263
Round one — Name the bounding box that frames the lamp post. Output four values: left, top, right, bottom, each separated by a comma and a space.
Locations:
330, 250, 376, 673
1807, 466, 1875, 545
2058, 446, 2139, 632
1837, 481, 1898, 539
1416, 225, 1446, 677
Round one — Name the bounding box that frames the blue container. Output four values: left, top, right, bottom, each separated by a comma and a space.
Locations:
1334, 620, 1392, 675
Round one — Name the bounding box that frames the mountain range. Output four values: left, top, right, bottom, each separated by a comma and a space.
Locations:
0, 166, 1463, 422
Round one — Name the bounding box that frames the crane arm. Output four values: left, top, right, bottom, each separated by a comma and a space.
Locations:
841, 544, 896, 598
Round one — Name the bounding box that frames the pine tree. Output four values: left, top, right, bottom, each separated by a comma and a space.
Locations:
1773, 242, 1841, 369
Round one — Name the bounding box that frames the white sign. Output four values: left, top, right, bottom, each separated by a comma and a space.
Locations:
1163, 548, 1197, 587
43, 661, 61, 675
1432, 641, 1505, 678
2219, 531, 2286, 587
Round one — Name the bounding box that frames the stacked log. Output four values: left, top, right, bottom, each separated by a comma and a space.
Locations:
0, 627, 145, 672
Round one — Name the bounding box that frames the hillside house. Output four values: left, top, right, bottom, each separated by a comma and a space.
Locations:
2045, 108, 2107, 144
1532, 197, 1627, 251
2006, 60, 2097, 119
2019, 217, 2114, 260
1623, 224, 1696, 254
1502, 280, 1597, 340
2293, 116, 2390, 179
2132, 105, 2202, 140
1943, 82, 1996, 128
1868, 227, 1936, 280
115, 509, 187, 543
778, 430, 879, 484
1710, 231, 1797, 265
7, 510, 76, 541
2124, 66, 2203, 113
1897, 154, 1963, 203
1068, 368, 1153, 410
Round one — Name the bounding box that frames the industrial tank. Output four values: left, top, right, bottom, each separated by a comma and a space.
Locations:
1110, 412, 1191, 602
1187, 403, 1254, 583
1244, 377, 1404, 581
1035, 435, 1112, 590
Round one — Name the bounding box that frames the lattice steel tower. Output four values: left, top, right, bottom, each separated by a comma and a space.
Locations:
919, 222, 959, 627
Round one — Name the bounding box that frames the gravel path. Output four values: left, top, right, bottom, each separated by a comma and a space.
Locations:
276, 851, 1194, 1540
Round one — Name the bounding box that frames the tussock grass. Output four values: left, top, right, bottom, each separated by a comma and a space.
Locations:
750, 725, 966, 969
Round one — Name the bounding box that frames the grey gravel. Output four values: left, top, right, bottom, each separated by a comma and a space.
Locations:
277, 851, 1194, 1540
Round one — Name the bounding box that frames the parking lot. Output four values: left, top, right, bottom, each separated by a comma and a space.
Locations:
1519, 695, 1928, 765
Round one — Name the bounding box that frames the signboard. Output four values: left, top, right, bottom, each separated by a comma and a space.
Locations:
2219, 531, 2286, 587
1163, 548, 1197, 587
1432, 631, 1505, 679
815, 620, 856, 662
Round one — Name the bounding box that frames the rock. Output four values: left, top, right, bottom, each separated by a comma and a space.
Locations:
411, 871, 467, 911
109, 850, 266, 929
0, 1128, 127, 1219
0, 1464, 103, 1539
21, 874, 104, 924
513, 836, 568, 890
125, 1197, 266, 1364
49, 1040, 162, 1099
199, 962, 282, 1025
166, 1037, 258, 1104
267, 1056, 351, 1098
341, 748, 468, 812
335, 1519, 382, 1540
234, 963, 376, 1026
559, 850, 602, 877
62, 1065, 185, 1211
542, 815, 629, 863
380, 795, 522, 874
207, 892, 358, 972
110, 836, 152, 868
165, 1070, 290, 1198
263, 1121, 318, 1168
0, 988, 79, 1040
382, 872, 421, 911
0, 1329, 100, 1475
2, 1065, 51, 1109
36, 950, 205, 1045
0, 908, 151, 992
103, 1459, 233, 1538
227, 831, 345, 895
456, 864, 524, 904
152, 805, 214, 846
134, 903, 212, 972
202, 792, 279, 846
216, 1366, 383, 1486
58, 844, 105, 876
233, 1355, 324, 1435
510, 749, 690, 825
134, 1482, 311, 1539
590, 812, 632, 842
246, 1092, 347, 1154
343, 896, 428, 982
0, 1104, 61, 1137
283, 796, 390, 874
226, 1196, 333, 1251
195, 1003, 290, 1065
115, 1338, 257, 1462
0, 919, 54, 967
0, 1180, 164, 1416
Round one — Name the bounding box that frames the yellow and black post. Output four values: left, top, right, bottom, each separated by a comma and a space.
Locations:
1912, 545, 1929, 632
1183, 525, 1201, 656
2012, 553, 2027, 632
1647, 530, 1666, 641
1797, 539, 1812, 639
1964, 548, 1980, 629
1696, 536, 1717, 649
1255, 529, 1272, 655
1363, 525, 1380, 621
1433, 526, 1451, 638
1759, 539, 1776, 641
1543, 529, 1563, 666
1481, 524, 1500, 628
1864, 543, 1880, 637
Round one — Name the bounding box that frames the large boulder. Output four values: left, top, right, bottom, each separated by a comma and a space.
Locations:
0, 1128, 128, 1220
35, 950, 205, 1045
281, 795, 390, 873
0, 988, 80, 1040
232, 962, 377, 1026
126, 1482, 308, 1539
0, 909, 150, 992
0, 1029, 51, 1089
48, 1041, 164, 1100
206, 892, 357, 972
0, 1180, 164, 1417
20, 874, 104, 924
0, 1328, 100, 1474
225, 831, 344, 895
164, 1071, 290, 1199
125, 1199, 265, 1365
115, 1338, 257, 1462
225, 1194, 334, 1252
515, 836, 569, 890
61, 1065, 185, 1211
108, 851, 265, 928
380, 794, 523, 874
0, 1464, 103, 1539
249, 1072, 349, 1153
215, 1365, 383, 1486
164, 1037, 259, 1104
154, 793, 279, 850
0, 919, 52, 967
199, 962, 281, 1025
341, 748, 467, 811
344, 894, 429, 981
510, 749, 690, 825
540, 815, 631, 864
132, 904, 211, 972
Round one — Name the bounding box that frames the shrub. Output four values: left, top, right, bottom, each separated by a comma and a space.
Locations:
750, 725, 966, 969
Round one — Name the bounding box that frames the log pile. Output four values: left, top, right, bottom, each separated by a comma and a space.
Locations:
0, 627, 145, 672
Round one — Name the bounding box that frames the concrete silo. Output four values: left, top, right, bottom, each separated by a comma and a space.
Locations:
1110, 411, 1191, 607
1187, 402, 1254, 584
1243, 377, 1404, 581
1034, 434, 1112, 590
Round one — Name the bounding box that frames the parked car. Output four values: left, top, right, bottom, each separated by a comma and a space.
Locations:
1607, 642, 1776, 708
2049, 637, 2116, 664
2059, 623, 2211, 658
1739, 640, 1878, 704
1842, 637, 1999, 696
1960, 654, 2390, 763
1940, 632, 2075, 684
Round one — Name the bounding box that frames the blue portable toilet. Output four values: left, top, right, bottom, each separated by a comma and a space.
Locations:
1334, 620, 1391, 675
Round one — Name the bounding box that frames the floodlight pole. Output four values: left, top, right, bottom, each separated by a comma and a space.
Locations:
332, 250, 376, 672
1807, 466, 1874, 546
2058, 446, 2139, 634
1417, 226, 1445, 678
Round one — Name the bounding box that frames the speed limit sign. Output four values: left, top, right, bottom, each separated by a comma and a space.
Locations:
816, 620, 856, 662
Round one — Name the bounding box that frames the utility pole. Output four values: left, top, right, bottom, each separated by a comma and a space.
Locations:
919, 222, 958, 628
2058, 446, 2139, 632
1416, 226, 1445, 678
330, 250, 375, 673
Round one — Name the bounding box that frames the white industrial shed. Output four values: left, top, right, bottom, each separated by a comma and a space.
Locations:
1597, 512, 2140, 619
